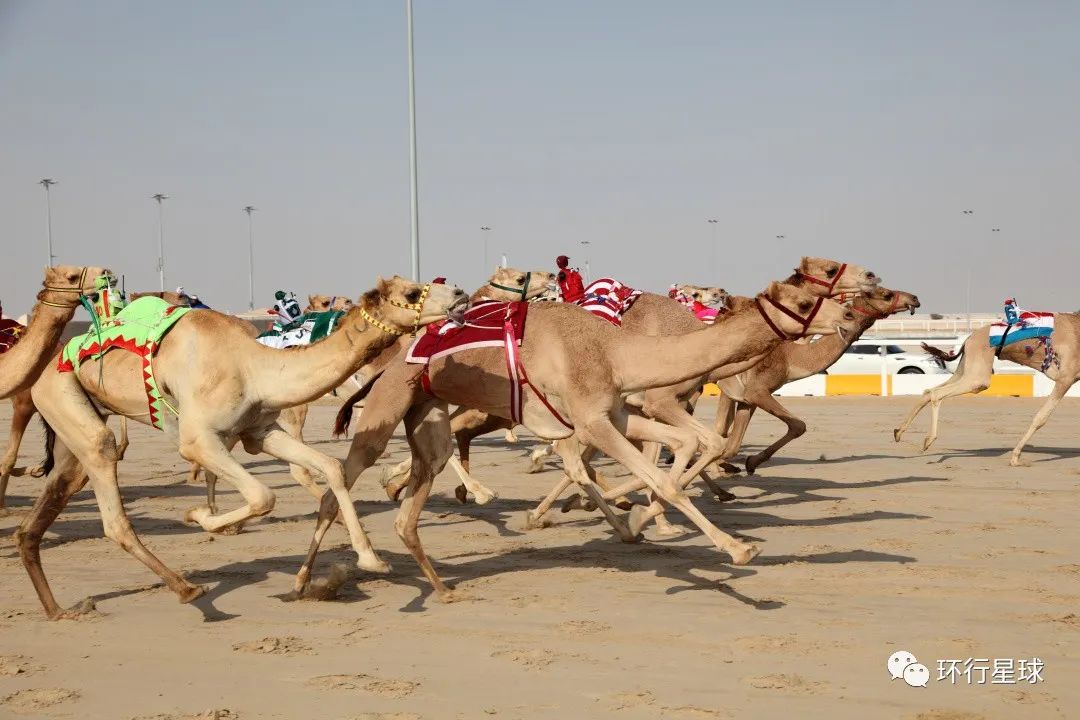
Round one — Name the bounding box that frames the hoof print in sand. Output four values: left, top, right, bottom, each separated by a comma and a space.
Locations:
2, 688, 80, 713
745, 674, 827, 694
0, 655, 41, 677
307, 674, 419, 700
232, 636, 312, 655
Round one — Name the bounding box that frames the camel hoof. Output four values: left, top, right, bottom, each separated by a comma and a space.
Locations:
185, 505, 211, 525
218, 522, 245, 536
720, 462, 742, 475
614, 500, 633, 511
357, 555, 392, 575
437, 587, 467, 603
1009, 457, 1027, 468
893, 428, 902, 442
178, 584, 207, 604
655, 523, 685, 537
29, 464, 45, 478
561, 493, 585, 513
728, 543, 761, 566
628, 505, 652, 538
385, 483, 406, 502
474, 491, 497, 506
504, 430, 519, 443
454, 484, 469, 504
52, 597, 99, 620
525, 457, 546, 474
523, 510, 549, 530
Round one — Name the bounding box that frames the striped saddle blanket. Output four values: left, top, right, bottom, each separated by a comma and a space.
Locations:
989, 311, 1054, 348
0, 318, 25, 354
405, 301, 529, 364
256, 310, 345, 349
576, 278, 642, 326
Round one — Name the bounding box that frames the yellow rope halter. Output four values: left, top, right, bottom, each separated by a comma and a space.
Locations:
361, 283, 432, 337
39, 267, 90, 308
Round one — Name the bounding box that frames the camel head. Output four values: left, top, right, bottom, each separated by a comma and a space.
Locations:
789, 257, 880, 297
306, 294, 354, 313
363, 276, 468, 334
38, 265, 110, 307
853, 287, 921, 318
480, 268, 558, 303
759, 281, 858, 341
676, 284, 729, 306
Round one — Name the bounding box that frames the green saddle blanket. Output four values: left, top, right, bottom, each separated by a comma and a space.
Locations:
58, 296, 192, 430
256, 310, 344, 349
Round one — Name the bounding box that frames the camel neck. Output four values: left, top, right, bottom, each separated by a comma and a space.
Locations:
253, 305, 402, 409
782, 310, 878, 382
0, 300, 76, 398
610, 305, 789, 393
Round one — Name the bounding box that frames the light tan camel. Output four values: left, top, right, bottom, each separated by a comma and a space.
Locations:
304, 281, 858, 601
0, 266, 105, 399
671, 284, 729, 306
408, 259, 879, 521
16, 277, 468, 618
201, 268, 557, 513
894, 316, 1080, 466
710, 287, 920, 474
305, 295, 354, 313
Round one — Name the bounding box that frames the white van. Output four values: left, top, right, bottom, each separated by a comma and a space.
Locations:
826, 340, 950, 375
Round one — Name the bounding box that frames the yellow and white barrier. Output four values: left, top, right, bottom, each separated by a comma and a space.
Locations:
703, 373, 1053, 398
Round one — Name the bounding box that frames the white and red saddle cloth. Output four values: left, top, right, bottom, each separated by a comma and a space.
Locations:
575, 278, 642, 326
0, 318, 25, 354
667, 285, 720, 325
989, 310, 1054, 348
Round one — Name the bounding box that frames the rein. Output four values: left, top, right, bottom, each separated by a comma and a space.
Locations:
362, 283, 433, 337
489, 272, 532, 301
39, 267, 90, 308
755, 293, 824, 340
798, 263, 848, 297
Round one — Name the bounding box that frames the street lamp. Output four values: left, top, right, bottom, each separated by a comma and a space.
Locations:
39, 179, 57, 266
244, 206, 257, 311
580, 240, 591, 283
707, 219, 719, 279
405, 0, 420, 281
775, 234, 786, 240
152, 193, 169, 291
960, 210, 975, 329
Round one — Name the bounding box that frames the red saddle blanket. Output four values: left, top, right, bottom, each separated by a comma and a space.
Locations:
405, 301, 529, 364
575, 278, 642, 326
0, 318, 25, 354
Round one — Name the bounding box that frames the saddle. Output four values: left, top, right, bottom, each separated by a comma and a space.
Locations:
256, 310, 345, 349
575, 278, 642, 326
405, 301, 528, 364
0, 318, 25, 354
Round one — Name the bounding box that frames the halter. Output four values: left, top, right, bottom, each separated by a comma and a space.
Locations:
362, 283, 432, 337
755, 293, 825, 340
489, 272, 532, 301
798, 263, 848, 297
39, 267, 90, 308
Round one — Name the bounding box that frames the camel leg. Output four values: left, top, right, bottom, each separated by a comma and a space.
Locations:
714, 393, 735, 438
578, 412, 758, 564
526, 441, 555, 473
448, 455, 497, 505
527, 475, 574, 528
15, 439, 92, 619
187, 462, 202, 485
552, 437, 637, 542
450, 414, 504, 504
743, 394, 805, 474
395, 400, 459, 600
114, 416, 129, 461
922, 371, 991, 452
181, 430, 277, 533
280, 404, 318, 497
251, 426, 388, 573
1010, 380, 1072, 466
1, 390, 36, 509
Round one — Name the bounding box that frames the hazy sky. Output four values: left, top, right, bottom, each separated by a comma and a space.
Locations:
3, 1, 1078, 316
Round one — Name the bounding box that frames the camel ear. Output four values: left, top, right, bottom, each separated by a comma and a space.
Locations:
375, 276, 390, 297
361, 287, 381, 308
765, 280, 783, 298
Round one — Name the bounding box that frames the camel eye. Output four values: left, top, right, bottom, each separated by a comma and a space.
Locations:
691, 292, 701, 300
517, 275, 526, 285
798, 301, 812, 313
67, 273, 79, 282
884, 292, 894, 300
825, 267, 838, 278
405, 289, 421, 304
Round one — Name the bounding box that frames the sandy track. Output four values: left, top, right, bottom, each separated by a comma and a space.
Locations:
0, 396, 1077, 719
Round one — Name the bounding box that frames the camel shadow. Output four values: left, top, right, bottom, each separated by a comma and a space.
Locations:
926, 445, 1080, 464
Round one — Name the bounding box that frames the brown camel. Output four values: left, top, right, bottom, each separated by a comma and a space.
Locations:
303, 280, 858, 601
711, 287, 921, 474
16, 277, 467, 618
305, 295, 355, 313
893, 315, 1080, 466
0, 266, 105, 399
409, 259, 879, 522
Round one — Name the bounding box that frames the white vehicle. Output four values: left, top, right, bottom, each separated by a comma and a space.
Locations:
826, 340, 950, 375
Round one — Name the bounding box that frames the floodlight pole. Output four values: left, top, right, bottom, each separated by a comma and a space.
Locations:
244, 206, 257, 311
39, 179, 57, 266
406, 0, 420, 280
152, 193, 169, 291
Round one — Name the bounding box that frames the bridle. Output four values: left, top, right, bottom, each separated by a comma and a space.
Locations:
755, 292, 825, 340
798, 263, 849, 297
850, 293, 905, 319
490, 271, 532, 301
38, 267, 90, 308
360, 283, 432, 337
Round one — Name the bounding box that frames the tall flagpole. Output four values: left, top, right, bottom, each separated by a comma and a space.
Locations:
406, 0, 421, 281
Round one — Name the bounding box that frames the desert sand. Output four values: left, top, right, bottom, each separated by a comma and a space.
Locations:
0, 396, 1077, 720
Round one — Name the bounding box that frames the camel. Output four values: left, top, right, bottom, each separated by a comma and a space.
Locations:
671, 284, 729, 306
304, 280, 858, 601
305, 295, 354, 313
395, 259, 879, 521
710, 287, 921, 475
894, 314, 1080, 466
16, 277, 468, 618
0, 266, 106, 399
200, 267, 557, 513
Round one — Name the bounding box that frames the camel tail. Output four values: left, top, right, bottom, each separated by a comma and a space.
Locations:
40, 417, 57, 476
922, 342, 963, 363
333, 366, 387, 437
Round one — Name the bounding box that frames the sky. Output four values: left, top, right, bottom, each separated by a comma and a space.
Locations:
2, 0, 1078, 316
